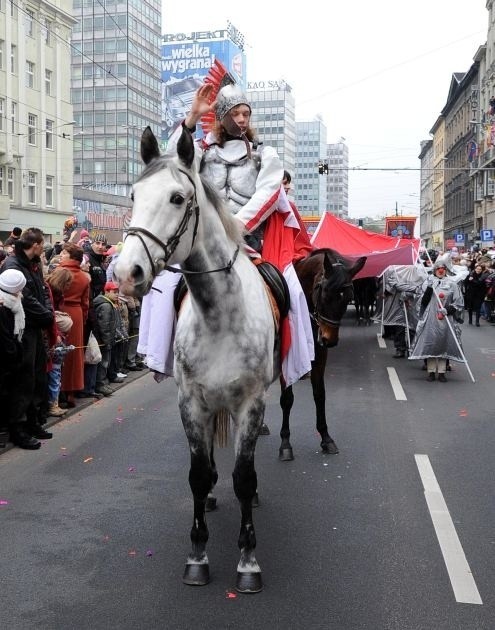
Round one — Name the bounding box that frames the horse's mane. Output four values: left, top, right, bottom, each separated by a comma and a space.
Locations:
137, 156, 243, 246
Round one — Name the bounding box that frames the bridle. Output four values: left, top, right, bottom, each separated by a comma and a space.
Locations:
311, 261, 353, 328
124, 168, 239, 277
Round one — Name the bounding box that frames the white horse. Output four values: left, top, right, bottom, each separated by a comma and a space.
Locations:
115, 126, 277, 593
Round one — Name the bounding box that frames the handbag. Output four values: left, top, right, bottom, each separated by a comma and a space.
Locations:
84, 331, 102, 365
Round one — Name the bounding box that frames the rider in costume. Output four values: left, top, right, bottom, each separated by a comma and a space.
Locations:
138, 79, 314, 386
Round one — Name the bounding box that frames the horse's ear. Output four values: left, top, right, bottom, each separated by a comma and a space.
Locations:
141, 126, 160, 165
323, 252, 333, 276
349, 256, 367, 278
177, 126, 195, 169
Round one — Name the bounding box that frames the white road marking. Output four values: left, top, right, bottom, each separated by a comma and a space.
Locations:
377, 334, 387, 349
415, 454, 483, 605
386, 367, 407, 401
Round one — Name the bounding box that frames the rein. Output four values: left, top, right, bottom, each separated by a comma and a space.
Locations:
125, 168, 239, 276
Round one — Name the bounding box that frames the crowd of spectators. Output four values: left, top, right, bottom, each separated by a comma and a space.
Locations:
0, 224, 144, 450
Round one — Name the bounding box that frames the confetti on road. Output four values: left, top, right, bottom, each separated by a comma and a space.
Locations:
0, 500, 9, 506
146, 550, 153, 557
83, 456, 93, 463
128, 550, 136, 557
128, 466, 135, 472
459, 409, 469, 417
225, 591, 237, 599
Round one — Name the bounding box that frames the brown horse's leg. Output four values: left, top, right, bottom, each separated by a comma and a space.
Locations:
311, 346, 339, 454
279, 382, 294, 461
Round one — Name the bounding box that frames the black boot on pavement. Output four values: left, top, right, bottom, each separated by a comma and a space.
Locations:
10, 430, 41, 450
28, 425, 53, 439
438, 373, 447, 382
427, 372, 436, 382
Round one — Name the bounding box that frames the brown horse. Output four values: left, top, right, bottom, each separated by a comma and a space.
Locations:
279, 248, 366, 460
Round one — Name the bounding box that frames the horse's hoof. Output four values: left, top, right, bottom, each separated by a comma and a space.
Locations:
259, 423, 270, 436
251, 492, 259, 508
321, 440, 339, 455
279, 446, 294, 461
205, 496, 217, 512
236, 571, 263, 593
183, 563, 210, 586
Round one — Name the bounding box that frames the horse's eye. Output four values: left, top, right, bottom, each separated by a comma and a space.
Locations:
171, 193, 185, 205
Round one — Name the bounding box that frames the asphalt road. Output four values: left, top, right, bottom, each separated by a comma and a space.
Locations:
1, 313, 495, 630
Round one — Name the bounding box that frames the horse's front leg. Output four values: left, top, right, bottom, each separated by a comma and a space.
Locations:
279, 383, 294, 461
311, 346, 339, 455
180, 396, 215, 586
233, 399, 265, 593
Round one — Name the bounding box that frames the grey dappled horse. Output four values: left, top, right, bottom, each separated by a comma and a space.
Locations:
114, 126, 278, 593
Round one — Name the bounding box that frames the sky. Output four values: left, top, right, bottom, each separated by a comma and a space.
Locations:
162, 1, 488, 220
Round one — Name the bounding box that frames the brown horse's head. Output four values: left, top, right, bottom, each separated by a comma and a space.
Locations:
296, 249, 366, 347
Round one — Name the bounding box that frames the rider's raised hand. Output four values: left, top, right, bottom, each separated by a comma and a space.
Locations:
185, 85, 216, 128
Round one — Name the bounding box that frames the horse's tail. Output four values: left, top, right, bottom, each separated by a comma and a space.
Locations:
214, 409, 231, 448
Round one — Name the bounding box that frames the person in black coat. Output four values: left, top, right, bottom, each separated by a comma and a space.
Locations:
464, 263, 488, 326
0, 269, 26, 447
1, 228, 54, 449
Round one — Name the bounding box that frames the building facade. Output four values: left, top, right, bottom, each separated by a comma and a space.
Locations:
326, 139, 349, 219
418, 138, 433, 248
442, 68, 478, 250
247, 80, 295, 176
71, 0, 161, 235
294, 119, 328, 216
429, 116, 446, 250
0, 0, 75, 240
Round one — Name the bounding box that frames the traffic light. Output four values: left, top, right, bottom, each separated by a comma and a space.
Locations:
317, 161, 329, 175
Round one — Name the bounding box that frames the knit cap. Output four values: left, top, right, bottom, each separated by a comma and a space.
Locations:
0, 269, 26, 294
93, 233, 108, 245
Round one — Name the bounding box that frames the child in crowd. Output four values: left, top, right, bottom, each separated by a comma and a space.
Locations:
0, 269, 26, 446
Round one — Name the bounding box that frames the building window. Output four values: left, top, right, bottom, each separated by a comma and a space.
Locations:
45, 69, 52, 95
10, 0, 16, 18
45, 119, 53, 149
46, 175, 54, 206
11, 101, 16, 134
43, 19, 51, 45
10, 44, 16, 73
27, 171, 36, 203
26, 60, 35, 88
28, 113, 37, 145
25, 8, 34, 36
0, 166, 4, 194
7, 167, 14, 200
0, 97, 4, 131
0, 40, 4, 70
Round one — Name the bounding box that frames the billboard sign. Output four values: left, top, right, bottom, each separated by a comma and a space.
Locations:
384, 216, 416, 239
161, 36, 246, 145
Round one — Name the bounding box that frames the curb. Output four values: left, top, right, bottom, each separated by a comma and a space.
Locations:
0, 368, 150, 455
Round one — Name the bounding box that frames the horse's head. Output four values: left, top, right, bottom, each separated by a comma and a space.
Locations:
114, 126, 199, 296
302, 249, 366, 347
